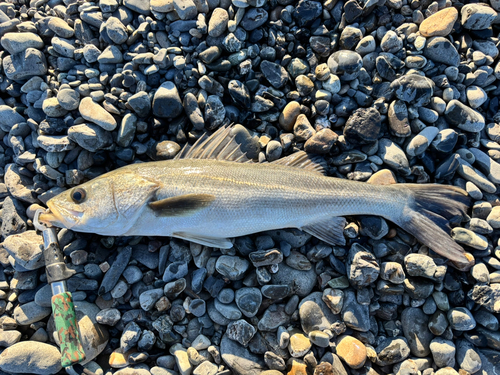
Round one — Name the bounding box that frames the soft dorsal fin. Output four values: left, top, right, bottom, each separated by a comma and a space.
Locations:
272, 151, 327, 175
174, 125, 252, 163
149, 194, 216, 217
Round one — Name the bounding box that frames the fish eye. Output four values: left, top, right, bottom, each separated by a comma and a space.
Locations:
71, 188, 86, 204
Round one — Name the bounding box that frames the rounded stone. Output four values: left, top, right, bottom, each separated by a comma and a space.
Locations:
447, 307, 476, 331
216, 255, 249, 280
288, 331, 312, 357
79, 97, 117, 131
327, 51, 363, 74
419, 8, 458, 37
152, 81, 183, 119
336, 335, 367, 369
56, 88, 80, 111
0, 342, 62, 374
424, 37, 460, 66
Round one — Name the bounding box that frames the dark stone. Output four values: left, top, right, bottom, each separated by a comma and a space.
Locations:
293, 0, 322, 27
344, 107, 381, 145
423, 37, 460, 67
240, 8, 268, 31
390, 74, 434, 106
344, 0, 363, 23
260, 60, 289, 89
99, 246, 132, 295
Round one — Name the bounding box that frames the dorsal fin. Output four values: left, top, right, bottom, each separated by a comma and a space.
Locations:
174, 125, 252, 163
272, 151, 327, 175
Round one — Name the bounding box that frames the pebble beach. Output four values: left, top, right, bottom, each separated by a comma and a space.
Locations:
0, 0, 499, 374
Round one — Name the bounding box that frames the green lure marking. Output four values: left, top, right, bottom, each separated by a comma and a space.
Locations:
52, 292, 86, 367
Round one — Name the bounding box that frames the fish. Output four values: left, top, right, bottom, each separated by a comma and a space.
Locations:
39, 125, 472, 268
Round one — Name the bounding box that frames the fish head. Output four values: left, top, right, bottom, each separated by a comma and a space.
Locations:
39, 176, 120, 232
39, 169, 160, 234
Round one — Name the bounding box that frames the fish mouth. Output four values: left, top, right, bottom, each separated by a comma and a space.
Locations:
39, 201, 84, 229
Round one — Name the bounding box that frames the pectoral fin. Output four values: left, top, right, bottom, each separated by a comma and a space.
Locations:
173, 232, 233, 249
149, 194, 216, 217
301, 216, 347, 246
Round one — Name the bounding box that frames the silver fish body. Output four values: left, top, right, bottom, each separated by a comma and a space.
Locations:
116, 159, 407, 238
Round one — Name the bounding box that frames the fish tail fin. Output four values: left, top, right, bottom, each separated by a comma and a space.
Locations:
394, 184, 472, 268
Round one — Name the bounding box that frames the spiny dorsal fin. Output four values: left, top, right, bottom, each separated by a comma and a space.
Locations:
301, 216, 347, 246
149, 194, 215, 217
272, 151, 327, 175
174, 125, 252, 163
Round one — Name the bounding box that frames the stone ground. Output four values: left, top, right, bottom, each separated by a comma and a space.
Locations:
0, 0, 499, 374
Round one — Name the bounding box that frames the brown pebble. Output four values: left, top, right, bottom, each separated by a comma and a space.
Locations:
279, 101, 301, 132
109, 348, 136, 368
314, 362, 334, 375
304, 128, 338, 154
336, 335, 367, 369
367, 169, 397, 185
419, 8, 458, 37
287, 358, 308, 375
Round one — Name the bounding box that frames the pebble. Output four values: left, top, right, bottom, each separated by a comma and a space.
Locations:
288, 330, 311, 358
419, 8, 458, 37
220, 335, 265, 375
341, 290, 370, 332
424, 37, 460, 67
401, 307, 434, 357
429, 338, 456, 369
79, 97, 117, 131
375, 337, 410, 366
447, 307, 476, 331
3, 48, 47, 80
1, 32, 44, 55
0, 341, 62, 374
152, 81, 183, 119
260, 60, 288, 89
336, 335, 367, 369
445, 100, 485, 133
461, 4, 497, 30
344, 107, 381, 145
3, 231, 44, 270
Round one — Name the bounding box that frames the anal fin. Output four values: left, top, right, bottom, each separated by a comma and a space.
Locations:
301, 216, 347, 246
149, 194, 215, 217
173, 232, 233, 249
